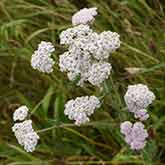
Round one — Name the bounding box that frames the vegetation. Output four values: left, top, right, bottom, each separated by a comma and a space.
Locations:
0, 0, 165, 164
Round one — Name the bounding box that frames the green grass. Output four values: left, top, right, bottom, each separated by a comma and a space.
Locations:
0, 0, 165, 164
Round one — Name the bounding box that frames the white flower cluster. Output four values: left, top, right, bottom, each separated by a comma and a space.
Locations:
88, 62, 112, 86
64, 96, 101, 125
120, 121, 148, 150
59, 24, 120, 86
60, 24, 93, 45
124, 84, 155, 121
72, 7, 97, 26
13, 105, 28, 121
31, 41, 55, 73
12, 106, 39, 152
120, 85, 155, 150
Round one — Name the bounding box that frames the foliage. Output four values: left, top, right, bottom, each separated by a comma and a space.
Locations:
0, 0, 165, 164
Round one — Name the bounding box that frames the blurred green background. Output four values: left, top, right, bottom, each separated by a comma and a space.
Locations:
0, 0, 165, 164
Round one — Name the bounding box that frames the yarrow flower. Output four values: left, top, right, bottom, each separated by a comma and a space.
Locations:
13, 105, 29, 121
120, 121, 148, 150
91, 31, 120, 60
23, 132, 39, 152
134, 109, 149, 121
87, 62, 112, 86
70, 31, 120, 60
59, 20, 120, 86
59, 49, 91, 86
120, 121, 132, 135
12, 106, 39, 152
31, 41, 55, 73
72, 7, 97, 26
60, 24, 93, 45
12, 120, 39, 152
12, 120, 33, 146
124, 84, 155, 120
64, 96, 101, 125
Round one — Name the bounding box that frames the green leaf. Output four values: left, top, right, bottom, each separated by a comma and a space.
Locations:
16, 91, 33, 109
54, 94, 65, 123
142, 140, 157, 165
41, 86, 54, 118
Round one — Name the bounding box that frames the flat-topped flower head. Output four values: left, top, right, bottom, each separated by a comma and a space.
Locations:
37, 41, 55, 54
59, 9, 120, 87
72, 7, 97, 26
31, 41, 55, 73
120, 121, 132, 135
59, 48, 91, 86
120, 121, 148, 150
24, 132, 40, 152
124, 84, 155, 113
87, 62, 112, 86
59, 48, 91, 73
59, 31, 117, 87
69, 31, 120, 60
12, 119, 39, 152
131, 122, 148, 142
13, 105, 29, 121
60, 24, 93, 45
12, 120, 34, 146
99, 31, 121, 53
64, 96, 101, 125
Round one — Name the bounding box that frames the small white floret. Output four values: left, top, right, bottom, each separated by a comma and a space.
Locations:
72, 7, 97, 26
